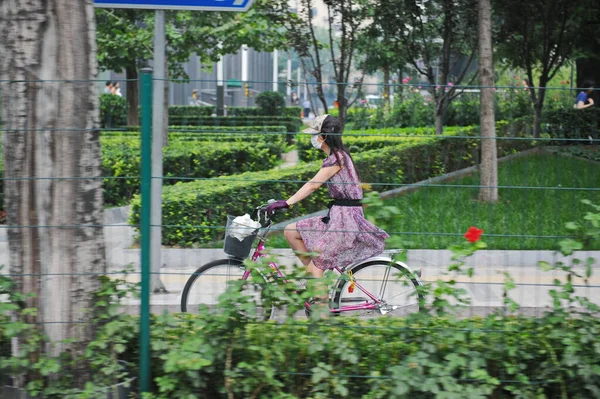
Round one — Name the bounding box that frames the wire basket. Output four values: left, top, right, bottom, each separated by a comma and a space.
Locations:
223, 215, 259, 259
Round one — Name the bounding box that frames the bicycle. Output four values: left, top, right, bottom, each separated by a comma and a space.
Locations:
180, 202, 425, 319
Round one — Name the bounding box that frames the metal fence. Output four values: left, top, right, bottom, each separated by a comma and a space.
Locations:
1, 75, 600, 397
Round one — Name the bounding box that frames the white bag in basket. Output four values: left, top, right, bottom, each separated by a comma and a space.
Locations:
228, 214, 261, 241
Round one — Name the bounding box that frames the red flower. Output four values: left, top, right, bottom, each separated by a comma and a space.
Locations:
464, 226, 483, 242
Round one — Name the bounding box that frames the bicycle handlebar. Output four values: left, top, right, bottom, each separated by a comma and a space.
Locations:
253, 199, 287, 227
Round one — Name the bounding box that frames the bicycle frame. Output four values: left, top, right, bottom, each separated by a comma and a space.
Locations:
238, 231, 389, 314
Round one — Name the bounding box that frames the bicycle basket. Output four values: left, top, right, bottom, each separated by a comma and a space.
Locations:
223, 215, 259, 259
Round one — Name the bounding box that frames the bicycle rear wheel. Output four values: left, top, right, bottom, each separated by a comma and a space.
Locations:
332, 260, 423, 317
180, 258, 272, 320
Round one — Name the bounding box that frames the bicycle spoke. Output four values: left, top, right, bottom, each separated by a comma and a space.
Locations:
377, 265, 392, 299
333, 261, 423, 318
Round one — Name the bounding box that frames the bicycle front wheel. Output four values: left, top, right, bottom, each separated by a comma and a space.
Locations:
180, 258, 272, 320
332, 260, 423, 317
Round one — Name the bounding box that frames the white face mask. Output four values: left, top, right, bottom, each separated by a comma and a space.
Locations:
311, 135, 322, 149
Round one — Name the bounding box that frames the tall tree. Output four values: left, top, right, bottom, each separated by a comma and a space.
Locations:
95, 2, 287, 125
478, 0, 498, 202
0, 0, 105, 378
358, 21, 408, 108
375, 0, 479, 134
495, 0, 589, 137
273, 0, 372, 123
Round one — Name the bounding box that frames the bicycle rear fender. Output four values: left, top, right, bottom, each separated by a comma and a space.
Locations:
342, 256, 424, 287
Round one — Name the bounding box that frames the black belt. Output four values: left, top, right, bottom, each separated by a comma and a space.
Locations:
321, 199, 362, 224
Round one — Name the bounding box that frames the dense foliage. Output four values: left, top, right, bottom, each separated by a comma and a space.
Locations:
2, 200, 600, 398
102, 137, 285, 207
130, 129, 535, 246
168, 115, 302, 134
254, 91, 287, 116
168, 106, 302, 118
100, 93, 128, 128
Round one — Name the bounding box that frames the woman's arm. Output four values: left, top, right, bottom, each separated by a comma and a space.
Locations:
576, 97, 594, 109
286, 165, 341, 206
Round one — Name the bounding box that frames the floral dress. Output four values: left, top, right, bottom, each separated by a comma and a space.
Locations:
296, 150, 389, 270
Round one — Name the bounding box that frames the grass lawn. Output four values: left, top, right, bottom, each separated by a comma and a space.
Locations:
266, 149, 600, 250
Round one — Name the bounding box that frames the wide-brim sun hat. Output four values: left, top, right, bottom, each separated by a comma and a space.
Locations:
301, 114, 342, 134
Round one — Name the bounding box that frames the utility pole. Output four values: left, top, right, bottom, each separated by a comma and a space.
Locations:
272, 49, 279, 92
217, 51, 225, 116
241, 44, 249, 106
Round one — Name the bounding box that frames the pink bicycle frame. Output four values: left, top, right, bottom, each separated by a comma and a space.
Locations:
240, 239, 382, 314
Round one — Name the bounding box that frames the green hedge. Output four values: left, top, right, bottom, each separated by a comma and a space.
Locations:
169, 105, 303, 118
100, 94, 127, 128
168, 116, 302, 134
130, 132, 536, 246
102, 137, 285, 207
297, 126, 460, 162
102, 125, 289, 144
143, 312, 600, 398
543, 107, 600, 141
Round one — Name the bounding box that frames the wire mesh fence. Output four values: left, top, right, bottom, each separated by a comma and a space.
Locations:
1, 76, 600, 397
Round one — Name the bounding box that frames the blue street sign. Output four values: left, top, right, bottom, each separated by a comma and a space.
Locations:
94, 0, 255, 11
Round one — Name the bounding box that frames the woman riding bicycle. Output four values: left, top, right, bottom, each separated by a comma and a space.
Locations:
266, 115, 389, 298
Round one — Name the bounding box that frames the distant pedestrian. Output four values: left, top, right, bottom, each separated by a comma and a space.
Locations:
574, 86, 594, 109
303, 99, 311, 118
114, 81, 122, 97
190, 89, 200, 106
104, 81, 113, 94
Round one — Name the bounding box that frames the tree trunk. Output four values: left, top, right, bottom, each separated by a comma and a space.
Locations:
477, 0, 498, 202
337, 83, 348, 124
532, 99, 544, 138
0, 0, 106, 365
315, 82, 328, 116
126, 64, 139, 126
434, 101, 445, 135
383, 67, 390, 107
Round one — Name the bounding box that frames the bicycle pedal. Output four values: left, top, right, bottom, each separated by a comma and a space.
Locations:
379, 305, 398, 315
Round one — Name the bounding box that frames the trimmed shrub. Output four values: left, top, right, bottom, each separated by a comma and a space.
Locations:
102, 137, 285, 207
255, 91, 286, 116
130, 132, 536, 246
168, 115, 302, 134
168, 105, 302, 118
102, 125, 289, 145
297, 126, 453, 162
543, 107, 600, 141
100, 94, 127, 128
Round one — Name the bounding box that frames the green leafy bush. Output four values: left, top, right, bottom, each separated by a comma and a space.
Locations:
168, 115, 302, 134
297, 126, 452, 162
255, 91, 287, 116
142, 311, 600, 398
102, 125, 289, 145
168, 105, 302, 118
102, 137, 285, 206
4, 204, 600, 398
100, 93, 127, 128
543, 107, 600, 141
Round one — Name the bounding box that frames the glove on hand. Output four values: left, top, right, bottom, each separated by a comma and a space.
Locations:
266, 200, 289, 216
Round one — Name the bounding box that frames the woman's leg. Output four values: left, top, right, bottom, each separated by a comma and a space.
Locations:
285, 223, 326, 299
285, 223, 325, 277
284, 222, 312, 267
